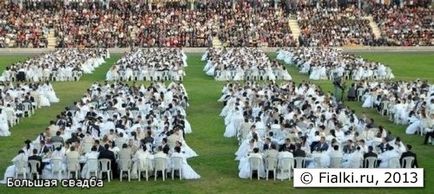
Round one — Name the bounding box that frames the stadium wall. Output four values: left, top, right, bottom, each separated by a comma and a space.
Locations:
0, 47, 433, 55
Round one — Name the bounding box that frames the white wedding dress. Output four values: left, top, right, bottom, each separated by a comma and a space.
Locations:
171, 152, 200, 179
0, 112, 11, 136
224, 110, 243, 138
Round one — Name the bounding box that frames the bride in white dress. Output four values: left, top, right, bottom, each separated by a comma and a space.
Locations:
233, 66, 244, 81
0, 109, 11, 136
36, 86, 51, 107
171, 147, 200, 179
0, 150, 27, 183
42, 82, 59, 103
238, 147, 265, 179
224, 107, 243, 138
309, 66, 321, 80
362, 90, 375, 108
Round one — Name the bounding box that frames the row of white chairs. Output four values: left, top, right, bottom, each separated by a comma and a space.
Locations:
15, 156, 185, 182
5, 102, 34, 127
248, 156, 416, 181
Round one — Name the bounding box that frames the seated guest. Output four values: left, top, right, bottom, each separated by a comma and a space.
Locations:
329, 145, 343, 159
343, 140, 355, 154
378, 146, 399, 168
400, 144, 418, 168
293, 143, 306, 158
81, 146, 100, 178
280, 138, 296, 152
364, 146, 378, 159
98, 144, 118, 178
263, 144, 279, 160
131, 145, 154, 179
170, 146, 200, 179
312, 137, 329, 152
50, 131, 64, 144
28, 149, 43, 175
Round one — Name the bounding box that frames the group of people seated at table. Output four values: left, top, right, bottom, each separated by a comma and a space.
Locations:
106, 48, 187, 81
0, 49, 109, 82
218, 81, 418, 179
277, 47, 394, 80
348, 80, 434, 143
0, 82, 59, 137
0, 81, 200, 181
373, 4, 434, 46
203, 48, 292, 81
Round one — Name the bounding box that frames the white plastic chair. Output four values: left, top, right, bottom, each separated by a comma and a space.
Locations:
22, 102, 34, 117
99, 159, 112, 182
364, 157, 378, 168
81, 142, 93, 154
138, 158, 153, 181
14, 160, 27, 179
154, 157, 167, 181
330, 157, 342, 168
119, 158, 131, 182
28, 160, 40, 179
294, 157, 305, 168
313, 156, 322, 168
249, 156, 262, 180
401, 156, 415, 168
51, 158, 64, 180
265, 157, 278, 181
171, 156, 183, 180
52, 142, 63, 149
388, 157, 401, 168
278, 157, 294, 181
67, 157, 80, 179
86, 158, 99, 178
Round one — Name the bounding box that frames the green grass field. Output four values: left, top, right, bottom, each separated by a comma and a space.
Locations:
0, 52, 433, 194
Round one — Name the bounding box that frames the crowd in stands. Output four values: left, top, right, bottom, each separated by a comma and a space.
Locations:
297, 6, 378, 47
0, 82, 200, 181
277, 47, 394, 80
0, 49, 109, 82
348, 80, 434, 143
219, 81, 418, 179
1, 0, 296, 48
1, 0, 433, 47
106, 48, 187, 81
0, 1, 50, 48
203, 48, 292, 81
373, 5, 433, 46
0, 82, 59, 137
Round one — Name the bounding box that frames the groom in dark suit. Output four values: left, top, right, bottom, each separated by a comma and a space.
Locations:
28, 149, 44, 175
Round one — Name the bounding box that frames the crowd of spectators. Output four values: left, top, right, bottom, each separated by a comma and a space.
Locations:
0, 1, 50, 48
1, 0, 296, 48
297, 6, 378, 47
373, 5, 433, 46
1, 0, 433, 47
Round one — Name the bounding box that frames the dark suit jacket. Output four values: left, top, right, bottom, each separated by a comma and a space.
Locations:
293, 149, 306, 158
363, 151, 378, 167
98, 149, 118, 178
279, 143, 296, 152
263, 143, 271, 151
313, 142, 329, 152
400, 151, 418, 168
162, 144, 170, 154
363, 151, 378, 159
98, 149, 116, 161
28, 155, 43, 173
